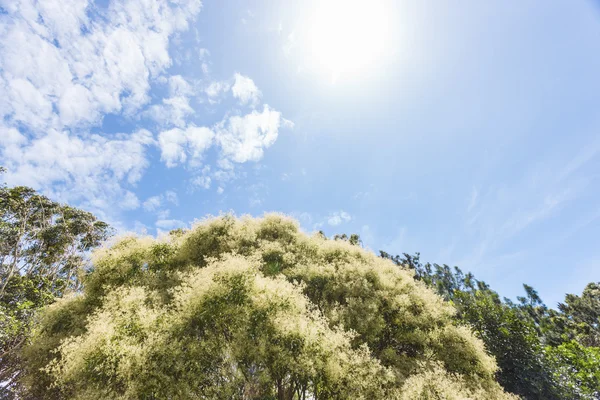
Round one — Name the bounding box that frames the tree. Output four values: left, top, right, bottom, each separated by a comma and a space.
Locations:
546, 340, 600, 399
552, 283, 600, 347
22, 215, 516, 399
0, 174, 112, 398
332, 233, 361, 246
380, 252, 563, 399
452, 287, 560, 399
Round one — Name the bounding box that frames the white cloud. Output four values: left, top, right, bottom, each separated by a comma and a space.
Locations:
190, 165, 212, 189
0, 0, 293, 220
143, 196, 163, 212
0, 127, 154, 219
0, 0, 202, 221
289, 211, 313, 231
158, 126, 214, 167
353, 191, 370, 200
0, 0, 202, 131
327, 211, 352, 226
144, 75, 195, 127
153, 74, 291, 189
205, 80, 231, 103
283, 31, 297, 57
169, 75, 193, 97
147, 96, 195, 128
132, 220, 149, 235
155, 219, 187, 229
456, 147, 595, 271
217, 187, 224, 194
231, 73, 261, 106
143, 190, 179, 212
165, 190, 179, 205
192, 175, 212, 189
156, 209, 171, 220
247, 183, 266, 207
121, 191, 141, 210
467, 187, 478, 212
216, 105, 283, 163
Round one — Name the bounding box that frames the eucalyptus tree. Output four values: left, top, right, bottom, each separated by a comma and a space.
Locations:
0, 170, 111, 398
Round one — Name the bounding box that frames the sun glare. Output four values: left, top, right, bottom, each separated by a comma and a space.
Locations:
306, 0, 391, 82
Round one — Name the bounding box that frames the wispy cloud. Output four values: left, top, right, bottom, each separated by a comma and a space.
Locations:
467, 187, 478, 212
142, 190, 179, 213
327, 210, 352, 226
155, 219, 187, 230
458, 142, 596, 272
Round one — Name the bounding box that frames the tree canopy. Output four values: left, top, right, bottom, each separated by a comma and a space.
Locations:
380, 251, 600, 399
22, 214, 516, 399
0, 174, 112, 398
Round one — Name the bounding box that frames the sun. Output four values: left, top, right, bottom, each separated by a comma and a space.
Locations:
306, 0, 391, 82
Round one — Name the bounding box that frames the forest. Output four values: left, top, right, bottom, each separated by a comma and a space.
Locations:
1, 176, 599, 399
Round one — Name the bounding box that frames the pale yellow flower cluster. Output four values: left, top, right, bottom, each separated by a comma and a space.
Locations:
22, 214, 517, 399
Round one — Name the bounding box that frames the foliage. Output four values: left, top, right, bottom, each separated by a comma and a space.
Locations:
551, 283, 600, 347
380, 251, 600, 399
545, 340, 600, 399
22, 215, 516, 399
379, 252, 560, 399
0, 176, 112, 398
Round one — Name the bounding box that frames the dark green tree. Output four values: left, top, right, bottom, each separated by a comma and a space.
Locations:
0, 171, 112, 398
380, 252, 563, 399
553, 283, 600, 347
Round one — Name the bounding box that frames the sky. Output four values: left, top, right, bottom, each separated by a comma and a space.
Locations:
1, 0, 600, 307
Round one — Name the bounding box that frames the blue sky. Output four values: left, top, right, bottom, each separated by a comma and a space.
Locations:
1, 0, 600, 307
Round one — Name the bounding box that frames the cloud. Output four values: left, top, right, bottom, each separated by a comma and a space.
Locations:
192, 175, 212, 189
456, 147, 595, 271
0, 0, 202, 131
0, 0, 293, 224
143, 196, 163, 212
190, 165, 212, 189
327, 211, 352, 226
147, 97, 195, 128
155, 219, 187, 229
205, 80, 232, 103
155, 75, 291, 183
216, 105, 283, 163
247, 183, 266, 207
164, 190, 179, 205
232, 73, 261, 106
144, 75, 195, 127
467, 187, 478, 212
121, 191, 141, 210
288, 211, 313, 231
142, 190, 179, 212
0, 127, 154, 218
0, 0, 202, 221
169, 75, 194, 97
158, 126, 215, 167
556, 136, 600, 183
